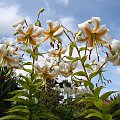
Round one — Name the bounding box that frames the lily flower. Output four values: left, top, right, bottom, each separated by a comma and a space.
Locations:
106, 39, 120, 66
41, 20, 63, 42
13, 19, 26, 27
59, 60, 77, 77
15, 24, 44, 46
48, 45, 67, 57
111, 39, 120, 56
0, 44, 20, 68
76, 17, 108, 47
35, 61, 60, 80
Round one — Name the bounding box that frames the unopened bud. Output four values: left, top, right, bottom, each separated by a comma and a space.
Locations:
35, 20, 41, 27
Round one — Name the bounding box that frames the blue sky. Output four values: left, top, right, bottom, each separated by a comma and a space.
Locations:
0, 0, 120, 92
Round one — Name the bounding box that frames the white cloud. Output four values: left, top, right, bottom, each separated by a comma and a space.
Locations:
115, 67, 120, 75
0, 3, 31, 35
56, 0, 70, 7
44, 0, 56, 19
109, 23, 120, 39
59, 16, 77, 32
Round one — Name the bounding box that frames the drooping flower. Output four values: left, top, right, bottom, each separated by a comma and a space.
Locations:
48, 45, 67, 57
59, 60, 77, 77
41, 20, 63, 42
35, 61, 60, 80
75, 17, 108, 47
0, 44, 20, 68
15, 24, 44, 46
106, 39, 120, 66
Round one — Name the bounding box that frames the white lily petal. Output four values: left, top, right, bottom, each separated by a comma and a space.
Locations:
53, 27, 63, 37
13, 19, 26, 27
15, 24, 23, 32
45, 62, 52, 69
91, 17, 101, 23
111, 39, 120, 55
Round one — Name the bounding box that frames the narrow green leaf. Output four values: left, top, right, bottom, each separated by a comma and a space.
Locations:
9, 89, 26, 95
69, 43, 73, 56
74, 71, 86, 76
8, 108, 29, 113
85, 64, 93, 70
94, 86, 104, 98
22, 67, 32, 74
89, 71, 99, 80
94, 99, 103, 110
6, 97, 29, 103
0, 115, 28, 120
79, 97, 98, 103
72, 57, 80, 63
25, 49, 32, 54
79, 47, 86, 51
36, 52, 44, 57
7, 105, 29, 113
23, 62, 32, 65
80, 80, 94, 90
81, 55, 87, 64
79, 109, 100, 117
66, 56, 74, 60
85, 112, 103, 119
19, 74, 32, 84
100, 91, 117, 101
19, 80, 30, 90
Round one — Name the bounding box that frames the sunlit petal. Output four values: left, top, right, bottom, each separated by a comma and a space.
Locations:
91, 17, 101, 31
26, 24, 34, 34
17, 36, 25, 42
75, 35, 90, 42
46, 20, 53, 30
78, 22, 91, 36
53, 27, 63, 37
97, 25, 108, 38
29, 37, 38, 46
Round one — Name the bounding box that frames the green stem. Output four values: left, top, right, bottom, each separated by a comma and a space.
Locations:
63, 30, 90, 81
